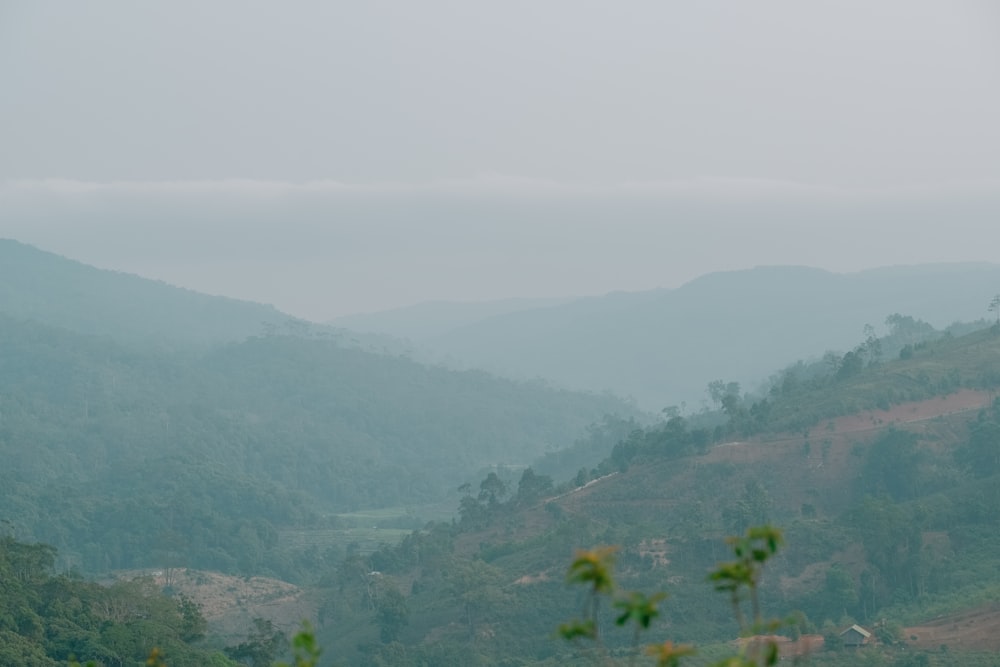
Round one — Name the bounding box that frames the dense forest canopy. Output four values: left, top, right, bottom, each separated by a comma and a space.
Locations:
0, 311, 635, 578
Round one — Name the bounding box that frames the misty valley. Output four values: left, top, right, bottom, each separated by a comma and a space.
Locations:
3, 239, 1000, 666
7, 1, 1000, 663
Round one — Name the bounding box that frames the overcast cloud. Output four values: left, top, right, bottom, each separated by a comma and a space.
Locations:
2, 1, 999, 318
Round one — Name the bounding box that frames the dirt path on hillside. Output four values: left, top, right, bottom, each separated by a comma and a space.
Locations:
808, 389, 992, 437
555, 390, 994, 510
548, 472, 619, 502
713, 389, 993, 453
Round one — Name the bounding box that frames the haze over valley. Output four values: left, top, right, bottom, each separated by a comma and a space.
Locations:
3, 2, 1000, 666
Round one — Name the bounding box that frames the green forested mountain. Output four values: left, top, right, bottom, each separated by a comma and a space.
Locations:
0, 312, 636, 578
308, 325, 1000, 666
9, 238, 1000, 666
0, 238, 297, 346
342, 264, 1000, 409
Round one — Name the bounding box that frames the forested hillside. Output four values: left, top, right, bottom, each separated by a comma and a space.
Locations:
0, 312, 636, 579
307, 324, 1000, 666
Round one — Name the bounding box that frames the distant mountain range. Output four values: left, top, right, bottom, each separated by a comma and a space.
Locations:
334, 263, 1000, 410
8, 236, 1000, 412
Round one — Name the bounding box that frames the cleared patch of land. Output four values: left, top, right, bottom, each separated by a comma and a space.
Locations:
113, 569, 315, 644
904, 604, 1000, 652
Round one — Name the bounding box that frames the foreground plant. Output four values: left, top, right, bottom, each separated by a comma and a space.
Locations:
560, 525, 791, 667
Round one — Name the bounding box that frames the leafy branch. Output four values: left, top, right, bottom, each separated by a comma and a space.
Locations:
559, 525, 791, 667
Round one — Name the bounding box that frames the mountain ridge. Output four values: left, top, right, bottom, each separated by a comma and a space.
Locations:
358, 262, 1000, 409
0, 238, 297, 346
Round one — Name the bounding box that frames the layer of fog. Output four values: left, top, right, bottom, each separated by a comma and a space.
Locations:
3, 179, 1000, 321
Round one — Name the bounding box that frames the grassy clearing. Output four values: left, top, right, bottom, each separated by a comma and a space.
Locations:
335, 499, 456, 526
280, 501, 458, 557
279, 526, 412, 556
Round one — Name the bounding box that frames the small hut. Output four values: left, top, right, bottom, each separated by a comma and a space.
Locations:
839, 624, 872, 648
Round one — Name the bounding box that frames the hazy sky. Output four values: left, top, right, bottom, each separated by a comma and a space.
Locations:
2, 1, 1000, 319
